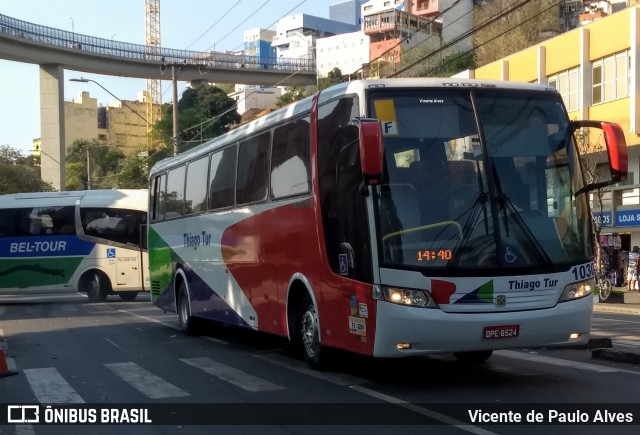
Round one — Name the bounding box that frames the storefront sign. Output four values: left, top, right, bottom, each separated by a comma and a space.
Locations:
616, 209, 640, 227
593, 211, 613, 227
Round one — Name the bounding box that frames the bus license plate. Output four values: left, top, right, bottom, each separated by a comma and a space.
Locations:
483, 325, 519, 340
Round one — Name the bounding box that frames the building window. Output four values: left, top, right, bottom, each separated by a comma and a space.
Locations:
548, 67, 580, 112
592, 51, 629, 105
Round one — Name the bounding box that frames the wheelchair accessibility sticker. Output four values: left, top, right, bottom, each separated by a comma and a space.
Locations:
107, 248, 116, 258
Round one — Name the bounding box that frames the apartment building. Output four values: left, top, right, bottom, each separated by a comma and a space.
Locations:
64, 91, 153, 156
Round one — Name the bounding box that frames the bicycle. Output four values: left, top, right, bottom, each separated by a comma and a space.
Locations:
594, 270, 612, 301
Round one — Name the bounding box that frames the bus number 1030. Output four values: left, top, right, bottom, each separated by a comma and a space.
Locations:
417, 249, 453, 261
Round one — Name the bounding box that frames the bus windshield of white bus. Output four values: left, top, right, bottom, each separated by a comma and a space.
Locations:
371, 88, 590, 273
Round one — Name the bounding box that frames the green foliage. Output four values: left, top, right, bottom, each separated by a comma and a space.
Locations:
276, 86, 312, 107
473, 0, 562, 67
155, 84, 241, 153
64, 139, 125, 190
318, 67, 344, 90
428, 51, 476, 77
0, 145, 53, 194
115, 154, 149, 189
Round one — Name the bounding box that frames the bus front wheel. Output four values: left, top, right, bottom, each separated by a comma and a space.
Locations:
299, 293, 330, 370
178, 282, 197, 336
81, 272, 108, 303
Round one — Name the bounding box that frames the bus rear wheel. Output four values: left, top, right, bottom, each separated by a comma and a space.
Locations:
81, 272, 108, 303
178, 282, 197, 336
453, 350, 493, 363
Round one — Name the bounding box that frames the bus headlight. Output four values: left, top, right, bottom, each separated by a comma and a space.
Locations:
382, 286, 437, 308
559, 278, 593, 302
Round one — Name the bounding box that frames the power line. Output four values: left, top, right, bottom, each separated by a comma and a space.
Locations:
227, 0, 309, 52
386, 0, 544, 78
184, 0, 244, 50
421, 0, 563, 77
204, 0, 272, 52
350, 0, 465, 79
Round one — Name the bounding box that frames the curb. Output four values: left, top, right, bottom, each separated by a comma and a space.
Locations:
592, 304, 640, 315
592, 348, 640, 365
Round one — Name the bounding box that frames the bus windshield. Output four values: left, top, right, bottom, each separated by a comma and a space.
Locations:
371, 88, 591, 274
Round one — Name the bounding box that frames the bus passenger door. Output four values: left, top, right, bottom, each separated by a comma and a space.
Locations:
115, 249, 142, 290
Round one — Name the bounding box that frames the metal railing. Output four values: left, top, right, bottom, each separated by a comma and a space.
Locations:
0, 13, 315, 73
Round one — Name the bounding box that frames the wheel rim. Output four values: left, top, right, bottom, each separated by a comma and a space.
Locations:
179, 292, 189, 329
88, 276, 99, 294
301, 305, 320, 358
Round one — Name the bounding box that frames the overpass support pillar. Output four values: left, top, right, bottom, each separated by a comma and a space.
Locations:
39, 64, 66, 191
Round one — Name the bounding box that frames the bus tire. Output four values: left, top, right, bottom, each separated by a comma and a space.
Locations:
453, 350, 493, 363
81, 272, 108, 303
299, 293, 329, 370
119, 292, 138, 301
178, 282, 197, 336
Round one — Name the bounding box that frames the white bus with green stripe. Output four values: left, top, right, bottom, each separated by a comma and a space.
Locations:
0, 189, 148, 301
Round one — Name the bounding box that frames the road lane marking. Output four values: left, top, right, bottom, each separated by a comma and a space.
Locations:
118, 309, 228, 344
350, 385, 497, 435
180, 357, 285, 392
253, 353, 360, 386
23, 367, 84, 403
104, 337, 126, 352
496, 350, 640, 375
105, 362, 190, 399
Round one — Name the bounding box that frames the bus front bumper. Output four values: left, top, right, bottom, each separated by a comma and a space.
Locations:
372, 295, 592, 358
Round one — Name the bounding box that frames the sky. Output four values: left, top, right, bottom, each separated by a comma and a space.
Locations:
0, 0, 335, 154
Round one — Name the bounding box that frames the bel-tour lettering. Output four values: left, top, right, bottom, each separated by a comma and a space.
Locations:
183, 231, 212, 250
10, 241, 67, 253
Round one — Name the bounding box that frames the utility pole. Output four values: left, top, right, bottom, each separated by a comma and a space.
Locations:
172, 64, 180, 155
86, 147, 91, 190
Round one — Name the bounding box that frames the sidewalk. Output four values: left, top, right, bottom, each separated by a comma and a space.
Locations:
593, 286, 640, 315
590, 287, 640, 365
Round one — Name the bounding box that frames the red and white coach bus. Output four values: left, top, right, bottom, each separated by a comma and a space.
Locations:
148, 78, 627, 368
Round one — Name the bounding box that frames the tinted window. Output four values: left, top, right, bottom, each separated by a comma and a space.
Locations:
316, 96, 371, 282
0, 206, 76, 237
236, 132, 271, 205
81, 207, 146, 246
151, 174, 166, 221
185, 156, 209, 214
209, 146, 237, 210
271, 117, 311, 199
165, 166, 186, 218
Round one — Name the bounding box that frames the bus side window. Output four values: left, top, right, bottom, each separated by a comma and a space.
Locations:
236, 132, 270, 205
271, 117, 311, 199
51, 207, 75, 234
209, 146, 237, 210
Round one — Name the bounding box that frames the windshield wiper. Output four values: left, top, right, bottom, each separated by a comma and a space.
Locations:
447, 192, 490, 270
499, 194, 556, 271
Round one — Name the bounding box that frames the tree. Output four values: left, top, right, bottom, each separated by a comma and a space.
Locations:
472, 0, 562, 67
155, 84, 241, 153
115, 154, 149, 189
575, 128, 610, 273
0, 145, 53, 194
275, 86, 312, 107
65, 139, 126, 190
318, 67, 344, 90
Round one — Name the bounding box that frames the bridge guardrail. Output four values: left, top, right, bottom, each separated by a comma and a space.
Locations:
0, 13, 315, 73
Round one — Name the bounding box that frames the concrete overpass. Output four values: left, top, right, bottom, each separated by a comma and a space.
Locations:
0, 13, 317, 190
